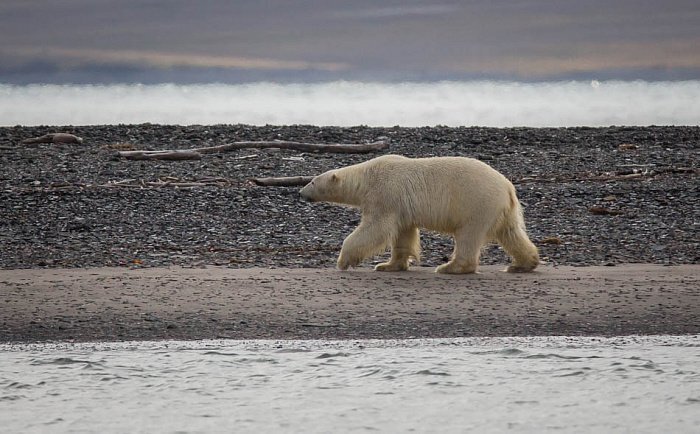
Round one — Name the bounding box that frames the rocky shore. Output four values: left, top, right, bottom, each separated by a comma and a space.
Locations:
1, 124, 698, 269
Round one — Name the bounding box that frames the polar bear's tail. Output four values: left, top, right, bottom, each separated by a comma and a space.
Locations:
492, 185, 539, 273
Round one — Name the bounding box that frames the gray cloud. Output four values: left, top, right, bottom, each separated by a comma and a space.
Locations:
1, 0, 698, 83
332, 4, 459, 19
4, 47, 349, 72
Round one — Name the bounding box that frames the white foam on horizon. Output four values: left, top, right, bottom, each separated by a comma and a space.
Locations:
1, 80, 698, 127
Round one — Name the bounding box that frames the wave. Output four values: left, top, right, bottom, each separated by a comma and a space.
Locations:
1, 80, 699, 127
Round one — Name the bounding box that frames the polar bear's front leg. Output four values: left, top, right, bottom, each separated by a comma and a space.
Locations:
375, 227, 420, 271
337, 219, 393, 270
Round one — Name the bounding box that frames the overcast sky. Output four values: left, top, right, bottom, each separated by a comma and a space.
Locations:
1, 0, 699, 84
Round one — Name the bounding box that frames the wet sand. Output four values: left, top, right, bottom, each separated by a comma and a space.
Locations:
1, 264, 698, 343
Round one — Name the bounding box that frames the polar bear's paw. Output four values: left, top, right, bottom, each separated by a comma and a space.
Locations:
337, 254, 362, 271
374, 261, 409, 272
435, 262, 477, 274
506, 264, 537, 273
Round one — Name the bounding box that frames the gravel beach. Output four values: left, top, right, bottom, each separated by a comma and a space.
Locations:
2, 124, 698, 269
1, 124, 698, 342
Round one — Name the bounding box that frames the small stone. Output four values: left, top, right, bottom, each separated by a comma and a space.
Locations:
541, 236, 563, 245
618, 143, 638, 150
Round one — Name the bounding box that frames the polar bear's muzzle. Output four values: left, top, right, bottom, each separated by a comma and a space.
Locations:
299, 186, 315, 202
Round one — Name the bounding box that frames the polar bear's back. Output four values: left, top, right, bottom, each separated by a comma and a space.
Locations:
360, 155, 514, 234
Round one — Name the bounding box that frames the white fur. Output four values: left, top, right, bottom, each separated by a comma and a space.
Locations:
300, 155, 539, 273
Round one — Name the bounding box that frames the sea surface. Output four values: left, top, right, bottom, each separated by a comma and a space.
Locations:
1, 336, 698, 433
1, 80, 699, 127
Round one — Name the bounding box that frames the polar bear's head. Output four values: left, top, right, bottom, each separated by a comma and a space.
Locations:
299, 170, 341, 203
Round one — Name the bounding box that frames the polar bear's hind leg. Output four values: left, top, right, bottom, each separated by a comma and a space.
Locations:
493, 199, 539, 273
498, 225, 539, 272
435, 227, 484, 274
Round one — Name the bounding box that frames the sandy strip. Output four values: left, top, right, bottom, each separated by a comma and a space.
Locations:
1, 264, 698, 343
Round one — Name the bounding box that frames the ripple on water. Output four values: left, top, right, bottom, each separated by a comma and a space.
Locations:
0, 336, 698, 433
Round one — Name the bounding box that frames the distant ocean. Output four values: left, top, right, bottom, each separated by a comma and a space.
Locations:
1, 80, 699, 127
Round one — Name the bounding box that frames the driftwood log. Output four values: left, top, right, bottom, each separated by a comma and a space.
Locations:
193, 140, 388, 154
249, 176, 314, 187
116, 150, 202, 161
22, 133, 83, 145
514, 167, 696, 184
117, 140, 388, 160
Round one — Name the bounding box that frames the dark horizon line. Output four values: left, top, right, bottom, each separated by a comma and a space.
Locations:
3, 72, 700, 86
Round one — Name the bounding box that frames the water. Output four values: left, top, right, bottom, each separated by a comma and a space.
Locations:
2, 80, 699, 127
1, 336, 698, 433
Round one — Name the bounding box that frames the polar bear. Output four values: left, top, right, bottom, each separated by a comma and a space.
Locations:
299, 155, 539, 274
